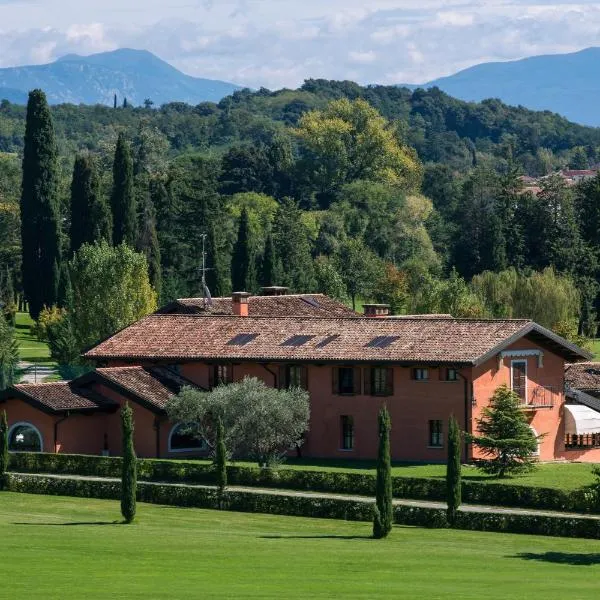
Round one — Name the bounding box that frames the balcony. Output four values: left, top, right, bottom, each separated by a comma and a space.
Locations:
519, 385, 558, 409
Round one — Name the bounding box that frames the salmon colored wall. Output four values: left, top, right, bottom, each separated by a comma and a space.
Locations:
1, 398, 55, 452
472, 338, 566, 461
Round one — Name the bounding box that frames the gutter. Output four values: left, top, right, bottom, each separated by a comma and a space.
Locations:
456, 371, 471, 463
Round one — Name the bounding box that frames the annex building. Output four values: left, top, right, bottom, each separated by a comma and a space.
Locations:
2, 288, 600, 463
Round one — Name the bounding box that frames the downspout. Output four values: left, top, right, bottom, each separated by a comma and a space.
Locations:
54, 412, 70, 454
261, 364, 278, 388
456, 371, 471, 463
154, 418, 162, 459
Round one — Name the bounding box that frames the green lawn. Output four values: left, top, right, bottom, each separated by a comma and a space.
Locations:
14, 311, 55, 364
1, 492, 600, 599
590, 339, 600, 360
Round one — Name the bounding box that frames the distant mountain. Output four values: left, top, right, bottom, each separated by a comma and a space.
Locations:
0, 48, 242, 106
0, 87, 28, 104
401, 47, 600, 127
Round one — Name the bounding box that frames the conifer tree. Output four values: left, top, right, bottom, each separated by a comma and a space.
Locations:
214, 416, 227, 494
446, 415, 462, 526
120, 402, 137, 523
231, 207, 256, 292
111, 133, 137, 246
0, 410, 8, 479
70, 153, 112, 254
20, 89, 61, 319
137, 196, 162, 299
373, 406, 393, 539
113, 94, 118, 109
261, 232, 281, 287
205, 221, 227, 297
56, 262, 72, 309
468, 385, 540, 477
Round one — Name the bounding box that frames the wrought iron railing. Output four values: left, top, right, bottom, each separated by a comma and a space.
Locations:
565, 433, 600, 448
520, 385, 557, 408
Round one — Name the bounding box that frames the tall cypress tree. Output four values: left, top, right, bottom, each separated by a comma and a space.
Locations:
231, 208, 256, 292
20, 89, 61, 319
137, 195, 162, 299
373, 406, 393, 539
111, 133, 137, 247
0, 410, 8, 480
206, 220, 228, 297
261, 232, 281, 287
120, 402, 137, 523
446, 415, 462, 526
70, 153, 112, 254
214, 416, 227, 494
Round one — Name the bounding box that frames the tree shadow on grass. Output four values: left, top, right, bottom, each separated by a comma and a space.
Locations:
513, 552, 600, 566
260, 534, 371, 540
13, 521, 122, 526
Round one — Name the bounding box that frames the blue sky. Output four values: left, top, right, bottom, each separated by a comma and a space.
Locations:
1, 1, 599, 87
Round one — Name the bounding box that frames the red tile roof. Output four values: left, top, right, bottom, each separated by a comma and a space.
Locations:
82, 314, 589, 366
158, 294, 358, 318
565, 362, 600, 393
2, 381, 112, 413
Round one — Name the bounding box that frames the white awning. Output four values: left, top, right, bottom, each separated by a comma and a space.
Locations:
564, 404, 600, 434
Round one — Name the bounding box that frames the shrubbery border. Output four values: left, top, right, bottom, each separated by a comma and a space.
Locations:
8, 452, 596, 514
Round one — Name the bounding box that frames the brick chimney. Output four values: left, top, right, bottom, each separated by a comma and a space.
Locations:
260, 286, 290, 297
363, 304, 390, 318
232, 292, 251, 317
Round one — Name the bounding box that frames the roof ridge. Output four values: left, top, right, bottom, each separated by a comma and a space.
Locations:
176, 293, 327, 301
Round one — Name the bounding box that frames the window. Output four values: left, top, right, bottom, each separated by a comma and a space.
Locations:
443, 368, 459, 382
281, 335, 315, 347
366, 367, 393, 396
211, 363, 233, 388
227, 333, 259, 346
279, 365, 308, 390
429, 420, 443, 448
316, 334, 340, 348
334, 367, 360, 395
366, 336, 400, 349
168, 423, 207, 453
8, 422, 42, 452
511, 360, 527, 401
413, 368, 429, 381
340, 416, 354, 450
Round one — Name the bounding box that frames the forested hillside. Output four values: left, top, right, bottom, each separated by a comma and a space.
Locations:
2, 80, 600, 358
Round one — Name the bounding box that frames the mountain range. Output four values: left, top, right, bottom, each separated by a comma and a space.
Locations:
0, 48, 241, 106
403, 47, 600, 127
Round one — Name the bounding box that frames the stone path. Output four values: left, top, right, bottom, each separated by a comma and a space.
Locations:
17, 361, 58, 384
13, 472, 600, 521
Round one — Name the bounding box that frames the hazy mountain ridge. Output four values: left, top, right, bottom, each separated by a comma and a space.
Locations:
401, 47, 600, 127
0, 48, 242, 106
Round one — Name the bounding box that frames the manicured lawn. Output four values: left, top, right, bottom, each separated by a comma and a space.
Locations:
14, 311, 55, 365
590, 338, 600, 360
1, 492, 600, 599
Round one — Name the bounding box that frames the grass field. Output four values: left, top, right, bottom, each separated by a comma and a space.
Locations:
14, 311, 54, 364
2, 492, 600, 599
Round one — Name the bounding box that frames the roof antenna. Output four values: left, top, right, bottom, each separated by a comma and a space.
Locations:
200, 233, 213, 309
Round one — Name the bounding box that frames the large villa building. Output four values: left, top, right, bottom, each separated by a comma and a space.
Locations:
2, 287, 600, 463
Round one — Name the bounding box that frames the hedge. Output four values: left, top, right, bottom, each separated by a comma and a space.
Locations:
6, 473, 600, 539
8, 452, 597, 514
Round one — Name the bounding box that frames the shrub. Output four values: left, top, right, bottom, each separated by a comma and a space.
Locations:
373, 406, 393, 539
121, 403, 137, 523
446, 415, 461, 525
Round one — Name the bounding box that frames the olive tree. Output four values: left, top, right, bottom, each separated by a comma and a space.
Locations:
167, 377, 310, 467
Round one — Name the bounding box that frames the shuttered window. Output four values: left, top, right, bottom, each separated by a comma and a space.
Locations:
209, 364, 233, 389
364, 367, 394, 396
333, 367, 361, 395
279, 365, 308, 390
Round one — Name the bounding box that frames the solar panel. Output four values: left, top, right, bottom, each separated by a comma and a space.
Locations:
281, 334, 316, 347
301, 296, 320, 308
366, 335, 400, 349
316, 334, 340, 348
227, 333, 259, 346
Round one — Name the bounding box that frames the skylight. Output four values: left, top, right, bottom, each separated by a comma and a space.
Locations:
316, 334, 340, 348
301, 296, 320, 308
366, 336, 400, 349
227, 333, 259, 346
281, 334, 316, 347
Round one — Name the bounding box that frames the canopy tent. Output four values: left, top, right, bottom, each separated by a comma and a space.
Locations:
564, 404, 600, 435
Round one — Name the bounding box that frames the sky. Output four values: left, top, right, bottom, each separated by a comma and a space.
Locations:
1, 1, 600, 88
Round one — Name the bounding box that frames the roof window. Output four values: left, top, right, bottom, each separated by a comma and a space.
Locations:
227, 333, 259, 346
281, 334, 316, 347
366, 335, 400, 349
316, 334, 340, 348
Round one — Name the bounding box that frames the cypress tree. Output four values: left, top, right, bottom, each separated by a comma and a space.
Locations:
137, 195, 162, 299
205, 221, 227, 297
446, 415, 462, 526
70, 154, 112, 254
214, 416, 227, 494
231, 208, 256, 292
20, 89, 61, 320
113, 94, 118, 109
111, 133, 137, 246
261, 232, 281, 287
0, 410, 8, 479
120, 402, 137, 523
56, 262, 72, 309
373, 406, 393, 539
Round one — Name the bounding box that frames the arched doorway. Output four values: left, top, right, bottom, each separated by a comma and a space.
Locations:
8, 422, 43, 452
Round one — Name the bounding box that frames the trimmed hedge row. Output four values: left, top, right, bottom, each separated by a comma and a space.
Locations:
6, 473, 600, 539
8, 452, 597, 514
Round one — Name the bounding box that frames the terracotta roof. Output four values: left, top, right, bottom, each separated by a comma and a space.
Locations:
157, 294, 358, 317
94, 366, 197, 412
565, 362, 600, 393
1, 381, 113, 414
83, 314, 590, 365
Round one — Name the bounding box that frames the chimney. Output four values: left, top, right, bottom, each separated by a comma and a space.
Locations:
363, 304, 390, 318
232, 292, 251, 317
260, 286, 290, 297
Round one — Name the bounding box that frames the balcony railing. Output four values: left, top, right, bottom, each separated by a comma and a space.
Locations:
520, 385, 558, 409
565, 433, 600, 449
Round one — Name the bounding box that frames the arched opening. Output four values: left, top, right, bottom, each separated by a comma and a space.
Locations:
8, 422, 43, 452
168, 423, 207, 453
529, 425, 540, 457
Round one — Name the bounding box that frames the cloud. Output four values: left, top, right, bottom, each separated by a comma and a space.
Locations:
1, 1, 600, 88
